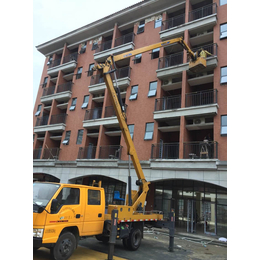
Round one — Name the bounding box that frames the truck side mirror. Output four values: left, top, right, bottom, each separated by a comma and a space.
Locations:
51, 199, 58, 213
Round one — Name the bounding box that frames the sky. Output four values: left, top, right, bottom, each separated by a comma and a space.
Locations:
33, 0, 142, 108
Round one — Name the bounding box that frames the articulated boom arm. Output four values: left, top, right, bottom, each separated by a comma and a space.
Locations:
93, 37, 199, 211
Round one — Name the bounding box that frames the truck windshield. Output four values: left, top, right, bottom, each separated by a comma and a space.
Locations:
33, 183, 60, 212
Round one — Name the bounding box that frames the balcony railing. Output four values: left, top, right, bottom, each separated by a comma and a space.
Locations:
161, 14, 185, 31
36, 115, 49, 126
95, 40, 112, 53
114, 32, 135, 47
90, 74, 105, 85
42, 85, 55, 97
84, 108, 102, 120
33, 148, 42, 159
42, 148, 60, 160
78, 146, 97, 159
48, 58, 61, 68
188, 3, 217, 22
158, 52, 184, 70
151, 143, 179, 159
154, 95, 181, 111
62, 52, 78, 64
99, 145, 122, 159
104, 105, 127, 118
56, 82, 73, 93
49, 114, 67, 125
191, 43, 218, 58
185, 89, 217, 107
183, 141, 218, 159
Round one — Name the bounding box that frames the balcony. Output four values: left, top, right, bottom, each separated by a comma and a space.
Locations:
160, 3, 217, 41
94, 33, 135, 62
154, 89, 218, 121
99, 145, 122, 159
41, 82, 73, 104
42, 148, 60, 160
154, 95, 181, 112
156, 43, 218, 80
47, 53, 78, 77
151, 143, 179, 159
183, 141, 218, 159
89, 67, 131, 96
78, 146, 97, 159
34, 114, 67, 134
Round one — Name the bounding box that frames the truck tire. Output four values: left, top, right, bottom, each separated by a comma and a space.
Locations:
122, 238, 130, 249
50, 232, 76, 260
127, 228, 142, 251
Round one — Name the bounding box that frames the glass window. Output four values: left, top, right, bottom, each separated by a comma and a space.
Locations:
133, 54, 142, 64
154, 18, 162, 28
220, 66, 227, 84
220, 0, 227, 6
129, 85, 138, 100
76, 67, 83, 79
88, 63, 95, 76
42, 77, 48, 88
137, 20, 145, 34
88, 189, 101, 205
80, 42, 86, 54
151, 48, 160, 59
220, 23, 227, 39
62, 131, 71, 145
76, 129, 84, 144
144, 122, 154, 140
128, 124, 134, 139
81, 95, 89, 109
221, 115, 227, 136
69, 98, 77, 111
35, 104, 42, 116
92, 42, 98, 51
148, 81, 157, 97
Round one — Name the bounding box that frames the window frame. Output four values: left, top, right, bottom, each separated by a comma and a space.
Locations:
92, 42, 98, 51
81, 95, 89, 109
154, 18, 162, 29
221, 115, 227, 136
62, 130, 71, 145
137, 20, 145, 34
69, 98, 77, 111
76, 129, 84, 144
88, 63, 95, 77
151, 48, 160, 59
35, 104, 42, 116
220, 23, 227, 39
133, 54, 142, 64
76, 67, 83, 79
148, 81, 157, 97
220, 0, 227, 6
144, 122, 154, 140
88, 189, 101, 205
129, 85, 138, 101
220, 66, 227, 84
128, 124, 134, 139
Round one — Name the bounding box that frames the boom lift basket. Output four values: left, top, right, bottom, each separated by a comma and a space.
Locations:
189, 57, 206, 73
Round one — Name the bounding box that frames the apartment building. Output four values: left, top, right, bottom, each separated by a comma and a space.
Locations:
33, 0, 227, 236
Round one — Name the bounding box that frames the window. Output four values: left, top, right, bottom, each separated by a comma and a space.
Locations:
76, 67, 83, 79
220, 23, 227, 39
154, 18, 162, 28
88, 63, 95, 76
221, 115, 227, 136
144, 122, 154, 140
79, 42, 86, 54
88, 190, 101, 205
129, 85, 138, 100
220, 0, 227, 6
35, 104, 42, 116
137, 20, 145, 34
128, 124, 134, 139
151, 48, 160, 59
148, 81, 157, 97
133, 54, 142, 64
76, 129, 84, 144
81, 95, 89, 109
62, 131, 71, 145
69, 98, 77, 111
42, 77, 48, 88
92, 42, 98, 51
47, 55, 52, 66
220, 66, 227, 84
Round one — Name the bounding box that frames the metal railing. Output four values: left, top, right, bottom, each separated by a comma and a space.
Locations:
154, 95, 181, 111
33, 148, 42, 159
48, 58, 61, 68
191, 43, 218, 58
42, 85, 55, 97
78, 146, 97, 159
114, 32, 135, 47
161, 14, 185, 31
95, 40, 112, 53
185, 89, 217, 107
189, 3, 217, 22
42, 148, 60, 160
183, 141, 218, 159
99, 145, 122, 159
151, 143, 179, 159
104, 105, 127, 118
36, 115, 49, 126
158, 52, 184, 70
90, 74, 105, 85
111, 66, 131, 80
62, 52, 78, 64
49, 114, 67, 125
84, 108, 102, 120
56, 82, 73, 93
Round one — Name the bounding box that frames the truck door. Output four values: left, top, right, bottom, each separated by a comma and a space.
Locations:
82, 188, 105, 236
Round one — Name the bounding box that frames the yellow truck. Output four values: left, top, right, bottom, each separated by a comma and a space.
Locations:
33, 36, 208, 260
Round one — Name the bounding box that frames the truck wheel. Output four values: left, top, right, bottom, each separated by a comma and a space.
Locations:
127, 228, 142, 251
51, 232, 76, 260
122, 238, 129, 249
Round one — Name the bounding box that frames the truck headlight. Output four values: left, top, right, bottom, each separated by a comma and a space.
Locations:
33, 228, 44, 238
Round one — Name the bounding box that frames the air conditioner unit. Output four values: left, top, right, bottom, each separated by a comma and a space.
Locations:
193, 118, 205, 125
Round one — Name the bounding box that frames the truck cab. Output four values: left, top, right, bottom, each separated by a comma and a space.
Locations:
33, 182, 105, 259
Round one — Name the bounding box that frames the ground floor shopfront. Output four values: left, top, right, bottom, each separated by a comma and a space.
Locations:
33, 159, 227, 237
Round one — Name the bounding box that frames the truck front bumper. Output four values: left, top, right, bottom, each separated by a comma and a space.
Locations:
33, 237, 54, 248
